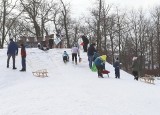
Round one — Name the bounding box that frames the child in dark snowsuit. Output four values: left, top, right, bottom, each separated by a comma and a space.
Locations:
62, 51, 69, 62
113, 58, 120, 78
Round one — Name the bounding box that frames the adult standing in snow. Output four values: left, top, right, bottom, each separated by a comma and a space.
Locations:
94, 55, 107, 78
20, 43, 26, 71
131, 57, 139, 80
71, 45, 80, 64
87, 43, 97, 69
7, 39, 18, 69
113, 58, 120, 79
81, 35, 89, 52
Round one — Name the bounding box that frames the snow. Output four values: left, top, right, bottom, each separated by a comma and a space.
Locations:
0, 48, 160, 115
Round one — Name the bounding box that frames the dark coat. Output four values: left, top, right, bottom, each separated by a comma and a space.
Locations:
7, 41, 18, 55
87, 44, 96, 56
21, 45, 26, 57
81, 35, 89, 44
113, 60, 120, 69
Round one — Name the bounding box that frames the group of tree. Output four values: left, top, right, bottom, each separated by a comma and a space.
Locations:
86, 0, 160, 75
1, 0, 160, 74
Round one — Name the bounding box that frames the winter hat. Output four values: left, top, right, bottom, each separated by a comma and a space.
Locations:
100, 55, 107, 62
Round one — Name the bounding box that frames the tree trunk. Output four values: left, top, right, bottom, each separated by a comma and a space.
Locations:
1, 0, 6, 48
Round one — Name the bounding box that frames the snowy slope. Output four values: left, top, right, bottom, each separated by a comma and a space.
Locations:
0, 48, 160, 115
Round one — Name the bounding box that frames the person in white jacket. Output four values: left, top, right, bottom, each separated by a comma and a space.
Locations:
71, 45, 80, 64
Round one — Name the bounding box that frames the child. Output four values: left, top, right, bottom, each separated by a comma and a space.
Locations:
113, 58, 120, 78
62, 51, 69, 63
94, 55, 107, 78
20, 43, 26, 71
71, 45, 80, 64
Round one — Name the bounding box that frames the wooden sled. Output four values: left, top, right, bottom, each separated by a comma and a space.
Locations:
140, 74, 155, 84
32, 69, 48, 78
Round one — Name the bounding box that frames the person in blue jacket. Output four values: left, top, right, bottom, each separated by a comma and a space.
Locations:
94, 55, 107, 78
62, 51, 69, 63
7, 39, 18, 69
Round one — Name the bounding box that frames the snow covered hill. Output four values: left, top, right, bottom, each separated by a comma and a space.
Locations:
0, 48, 160, 115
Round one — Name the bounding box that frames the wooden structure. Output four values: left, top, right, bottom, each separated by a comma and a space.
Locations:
32, 69, 48, 78
18, 33, 66, 48
140, 74, 155, 84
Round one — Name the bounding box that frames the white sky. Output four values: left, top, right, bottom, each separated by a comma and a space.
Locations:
64, 0, 160, 18
0, 47, 160, 115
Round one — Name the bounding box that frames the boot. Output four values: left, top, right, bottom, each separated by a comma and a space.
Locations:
13, 67, 17, 69
20, 68, 26, 72
98, 76, 104, 78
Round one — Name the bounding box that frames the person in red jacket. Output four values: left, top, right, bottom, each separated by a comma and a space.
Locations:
20, 43, 26, 71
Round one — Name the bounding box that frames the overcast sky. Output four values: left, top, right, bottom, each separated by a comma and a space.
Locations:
63, 0, 160, 18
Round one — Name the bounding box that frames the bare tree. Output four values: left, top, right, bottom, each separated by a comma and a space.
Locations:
0, 0, 21, 48
59, 0, 71, 48
20, 0, 43, 41
152, 6, 160, 68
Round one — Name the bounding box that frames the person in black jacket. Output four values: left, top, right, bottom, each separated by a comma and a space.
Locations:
87, 43, 96, 69
113, 58, 120, 79
7, 39, 18, 69
81, 35, 89, 52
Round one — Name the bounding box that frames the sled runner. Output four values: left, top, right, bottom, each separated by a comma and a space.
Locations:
32, 69, 48, 77
140, 74, 155, 84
